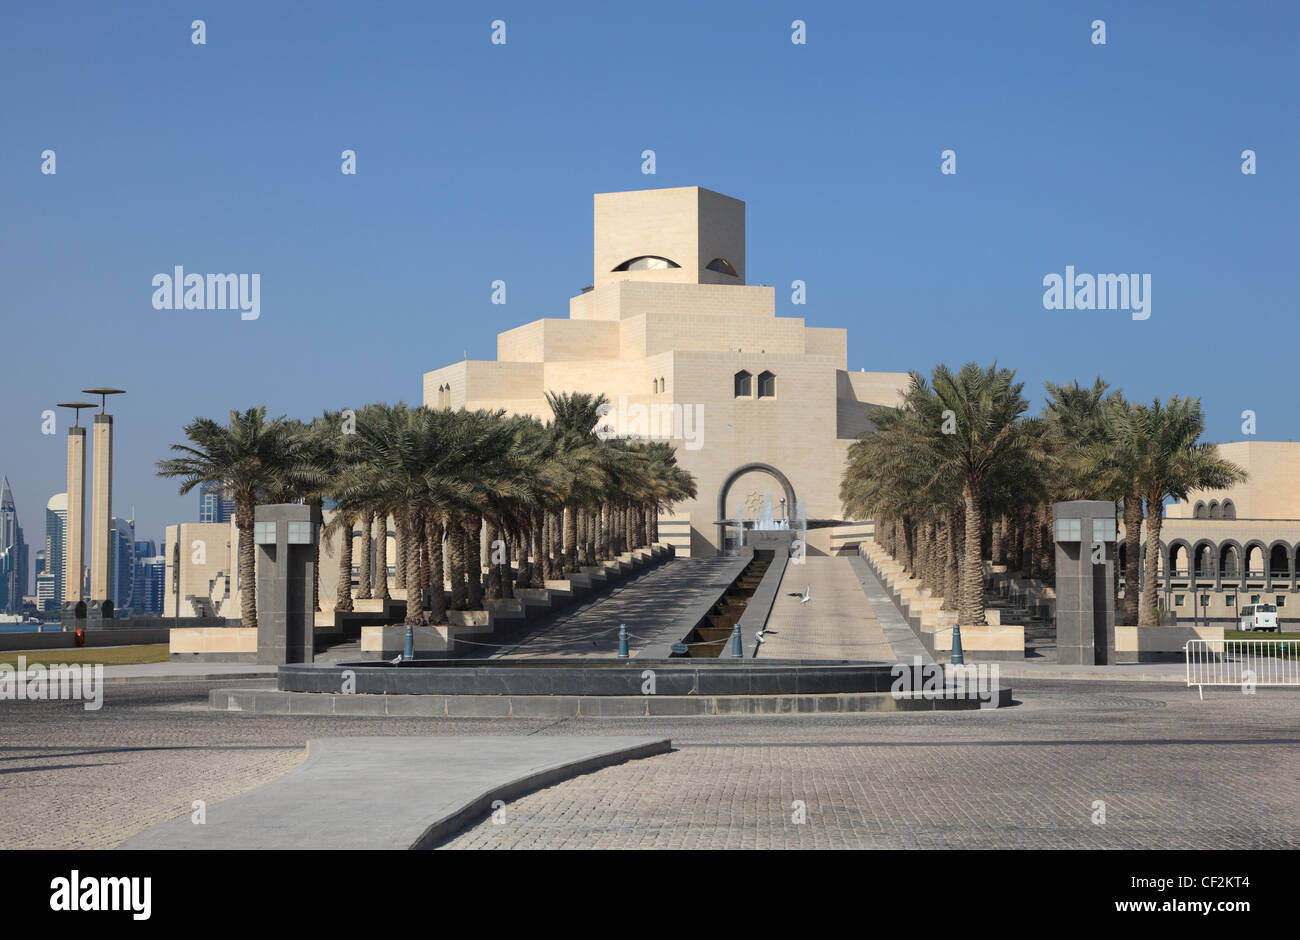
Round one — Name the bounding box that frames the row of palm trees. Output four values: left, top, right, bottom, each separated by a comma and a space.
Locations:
157, 393, 697, 628
840, 362, 1246, 627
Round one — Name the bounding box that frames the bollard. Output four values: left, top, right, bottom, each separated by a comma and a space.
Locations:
403, 624, 414, 662
618, 623, 629, 659
950, 624, 964, 665
731, 623, 742, 659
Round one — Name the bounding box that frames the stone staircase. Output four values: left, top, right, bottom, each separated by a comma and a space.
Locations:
359, 544, 675, 658
983, 564, 1055, 660
859, 538, 1026, 661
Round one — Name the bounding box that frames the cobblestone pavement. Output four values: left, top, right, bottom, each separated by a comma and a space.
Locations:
761, 557, 896, 661
0, 679, 1295, 849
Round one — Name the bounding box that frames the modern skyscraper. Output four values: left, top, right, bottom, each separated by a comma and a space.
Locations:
198, 482, 234, 523
135, 554, 165, 616
44, 493, 68, 613
107, 517, 135, 614
0, 478, 27, 613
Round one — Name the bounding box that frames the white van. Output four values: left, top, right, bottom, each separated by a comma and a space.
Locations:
1239, 603, 1280, 632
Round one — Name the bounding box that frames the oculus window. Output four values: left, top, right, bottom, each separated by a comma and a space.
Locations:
613, 255, 680, 272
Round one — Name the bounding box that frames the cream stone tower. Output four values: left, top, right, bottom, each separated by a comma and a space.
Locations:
423, 186, 908, 556
85, 388, 123, 616
59, 402, 91, 614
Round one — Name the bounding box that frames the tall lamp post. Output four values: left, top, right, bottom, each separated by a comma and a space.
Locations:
57, 401, 97, 624
83, 388, 125, 619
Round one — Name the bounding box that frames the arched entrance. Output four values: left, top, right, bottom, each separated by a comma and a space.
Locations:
716, 462, 797, 554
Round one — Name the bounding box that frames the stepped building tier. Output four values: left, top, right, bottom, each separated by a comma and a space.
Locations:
423, 186, 908, 556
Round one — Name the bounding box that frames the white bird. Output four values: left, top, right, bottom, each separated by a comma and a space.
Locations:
800, 585, 811, 605
390, 654, 404, 665
754, 630, 766, 644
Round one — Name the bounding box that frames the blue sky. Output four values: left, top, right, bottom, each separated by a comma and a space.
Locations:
1, 0, 1296, 573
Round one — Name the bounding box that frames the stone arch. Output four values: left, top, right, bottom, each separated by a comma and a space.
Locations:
1222, 499, 1236, 520
1167, 539, 1193, 577
1268, 541, 1292, 579
1209, 500, 1222, 519
1192, 539, 1216, 580
1193, 500, 1207, 519
1243, 540, 1268, 577
1218, 539, 1243, 579
716, 462, 797, 553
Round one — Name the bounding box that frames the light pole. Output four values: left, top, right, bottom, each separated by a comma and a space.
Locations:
56, 401, 96, 625
83, 387, 125, 619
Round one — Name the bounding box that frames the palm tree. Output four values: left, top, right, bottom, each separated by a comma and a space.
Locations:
157, 407, 312, 628
545, 391, 609, 572
1128, 398, 1247, 625
909, 364, 1032, 625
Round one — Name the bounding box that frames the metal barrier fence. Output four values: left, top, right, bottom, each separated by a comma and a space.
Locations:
1185, 638, 1299, 698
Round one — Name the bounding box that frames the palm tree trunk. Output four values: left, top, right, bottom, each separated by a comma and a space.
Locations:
1021, 509, 1036, 580
235, 496, 257, 629
540, 511, 552, 580
466, 517, 484, 609
427, 512, 446, 624
448, 515, 468, 609
960, 482, 986, 626
336, 516, 354, 612
356, 511, 373, 600
515, 531, 530, 589
564, 506, 578, 572
374, 514, 390, 601
531, 514, 545, 587
991, 514, 1005, 566
394, 517, 406, 591
371, 514, 384, 603
900, 517, 915, 575
1036, 503, 1053, 583
418, 511, 431, 608
1123, 496, 1143, 626
404, 509, 425, 626
1140, 495, 1163, 626
598, 504, 609, 560
503, 534, 515, 600
943, 511, 959, 610
485, 521, 502, 599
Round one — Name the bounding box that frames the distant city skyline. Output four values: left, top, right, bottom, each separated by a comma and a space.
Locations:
3, 1, 1297, 553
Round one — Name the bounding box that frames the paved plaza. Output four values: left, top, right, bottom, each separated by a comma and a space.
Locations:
0, 677, 1295, 849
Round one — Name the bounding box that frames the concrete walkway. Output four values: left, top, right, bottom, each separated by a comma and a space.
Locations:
119, 735, 670, 849
849, 553, 934, 664
495, 557, 747, 659
759, 557, 895, 660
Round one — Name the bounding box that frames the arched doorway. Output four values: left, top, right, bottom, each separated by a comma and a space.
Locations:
716, 462, 797, 554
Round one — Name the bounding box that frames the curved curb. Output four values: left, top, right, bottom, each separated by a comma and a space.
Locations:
119, 735, 670, 850
416, 738, 670, 849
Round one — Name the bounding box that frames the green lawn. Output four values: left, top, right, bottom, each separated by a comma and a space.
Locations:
0, 644, 169, 668
1221, 632, 1297, 659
